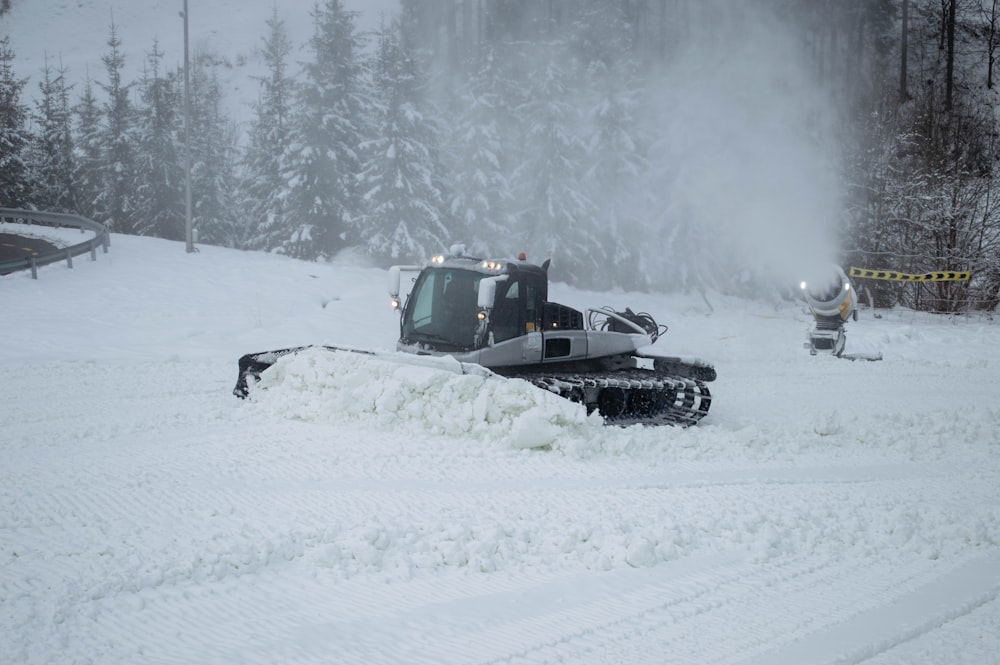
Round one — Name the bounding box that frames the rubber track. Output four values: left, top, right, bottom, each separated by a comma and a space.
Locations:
515, 369, 712, 427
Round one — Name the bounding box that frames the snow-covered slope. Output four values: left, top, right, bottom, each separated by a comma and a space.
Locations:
1, 236, 998, 664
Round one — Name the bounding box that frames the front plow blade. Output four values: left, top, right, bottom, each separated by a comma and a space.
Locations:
234, 345, 321, 397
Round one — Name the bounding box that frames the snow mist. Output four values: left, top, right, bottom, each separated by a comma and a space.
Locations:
639, 2, 843, 296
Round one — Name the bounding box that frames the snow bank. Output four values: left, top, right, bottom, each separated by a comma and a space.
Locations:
248, 347, 601, 449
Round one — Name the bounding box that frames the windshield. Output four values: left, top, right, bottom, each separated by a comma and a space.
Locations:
401, 267, 484, 350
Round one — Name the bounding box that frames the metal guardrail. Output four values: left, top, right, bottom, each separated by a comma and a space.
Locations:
0, 208, 110, 278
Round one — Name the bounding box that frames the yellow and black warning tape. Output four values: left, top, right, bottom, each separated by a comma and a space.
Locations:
849, 267, 970, 282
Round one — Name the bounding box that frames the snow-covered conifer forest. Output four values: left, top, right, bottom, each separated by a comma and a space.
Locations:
2, 0, 999, 307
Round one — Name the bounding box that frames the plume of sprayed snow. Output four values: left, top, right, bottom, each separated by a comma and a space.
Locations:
640, 3, 843, 294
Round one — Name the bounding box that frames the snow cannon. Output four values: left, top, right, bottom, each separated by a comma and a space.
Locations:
800, 265, 857, 357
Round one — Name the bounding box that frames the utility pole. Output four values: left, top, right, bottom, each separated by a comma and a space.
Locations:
183, 0, 194, 253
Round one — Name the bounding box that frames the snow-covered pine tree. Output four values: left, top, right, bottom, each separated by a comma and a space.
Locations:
185, 50, 240, 247
132, 41, 184, 240
446, 44, 518, 258
73, 77, 103, 222
357, 16, 451, 263
27, 56, 77, 213
242, 8, 295, 253
0, 36, 30, 208
280, 0, 368, 260
511, 44, 601, 287
574, 2, 650, 291
97, 21, 138, 234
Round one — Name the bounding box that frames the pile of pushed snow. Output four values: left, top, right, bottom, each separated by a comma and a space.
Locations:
247, 347, 600, 449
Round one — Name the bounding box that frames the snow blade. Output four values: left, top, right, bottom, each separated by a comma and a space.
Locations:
235, 346, 326, 398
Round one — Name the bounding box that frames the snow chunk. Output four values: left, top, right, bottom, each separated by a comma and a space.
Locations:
250, 347, 596, 448
812, 410, 843, 436
625, 536, 658, 568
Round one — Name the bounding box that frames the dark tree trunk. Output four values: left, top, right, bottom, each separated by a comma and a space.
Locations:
946, 0, 955, 112
900, 0, 909, 102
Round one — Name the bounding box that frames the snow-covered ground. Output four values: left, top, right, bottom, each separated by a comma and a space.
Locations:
2, 234, 998, 664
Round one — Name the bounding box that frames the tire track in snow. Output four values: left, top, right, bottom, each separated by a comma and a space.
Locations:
861, 591, 1000, 665
739, 551, 1000, 665
35, 551, 749, 664
468, 552, 1000, 665
72, 548, 999, 665
467, 555, 875, 664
